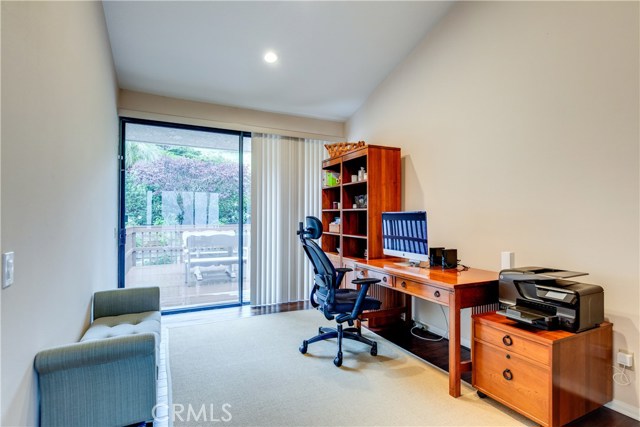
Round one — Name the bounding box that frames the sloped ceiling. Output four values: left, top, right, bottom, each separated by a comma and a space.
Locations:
103, 1, 453, 121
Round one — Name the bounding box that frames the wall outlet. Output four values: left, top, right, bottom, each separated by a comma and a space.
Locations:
617, 350, 634, 370
501, 251, 515, 270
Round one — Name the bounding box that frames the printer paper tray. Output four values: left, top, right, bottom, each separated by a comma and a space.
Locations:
498, 306, 559, 330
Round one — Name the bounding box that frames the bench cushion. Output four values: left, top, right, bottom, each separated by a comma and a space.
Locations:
81, 311, 161, 352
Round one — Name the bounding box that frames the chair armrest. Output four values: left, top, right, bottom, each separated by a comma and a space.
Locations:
35, 334, 157, 427
336, 281, 378, 323
34, 333, 157, 375
351, 278, 380, 285
93, 287, 160, 320
335, 267, 353, 273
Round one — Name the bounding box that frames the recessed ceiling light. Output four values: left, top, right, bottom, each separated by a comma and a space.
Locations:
264, 51, 278, 63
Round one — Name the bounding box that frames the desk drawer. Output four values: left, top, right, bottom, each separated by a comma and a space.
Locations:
474, 341, 550, 425
474, 322, 550, 366
396, 279, 449, 305
356, 268, 394, 287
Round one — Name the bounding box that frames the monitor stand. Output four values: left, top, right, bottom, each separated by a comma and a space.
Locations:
394, 260, 429, 269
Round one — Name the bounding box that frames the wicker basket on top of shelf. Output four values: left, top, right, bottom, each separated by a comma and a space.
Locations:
324, 141, 366, 159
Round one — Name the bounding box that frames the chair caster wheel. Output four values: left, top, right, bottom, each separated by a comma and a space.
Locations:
299, 341, 308, 354
477, 391, 487, 399
334, 352, 343, 367
370, 343, 378, 356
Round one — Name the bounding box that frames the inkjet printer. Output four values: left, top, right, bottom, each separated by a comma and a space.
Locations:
498, 267, 604, 332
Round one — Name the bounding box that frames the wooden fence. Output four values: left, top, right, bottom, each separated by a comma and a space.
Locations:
124, 225, 250, 276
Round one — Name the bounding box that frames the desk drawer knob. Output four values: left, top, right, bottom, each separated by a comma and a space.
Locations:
382, 276, 387, 283
400, 281, 407, 288
502, 369, 513, 381
434, 290, 440, 298
502, 335, 513, 346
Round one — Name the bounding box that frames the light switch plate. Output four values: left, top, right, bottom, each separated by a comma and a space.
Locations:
3, 252, 15, 288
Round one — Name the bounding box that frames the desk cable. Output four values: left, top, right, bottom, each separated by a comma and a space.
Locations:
612, 365, 631, 386
456, 263, 469, 272
410, 305, 449, 342
421, 262, 468, 271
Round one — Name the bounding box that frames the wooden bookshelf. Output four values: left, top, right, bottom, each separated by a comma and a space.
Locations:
320, 144, 401, 266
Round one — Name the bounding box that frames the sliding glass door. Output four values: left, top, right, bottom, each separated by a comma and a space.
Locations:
119, 119, 250, 311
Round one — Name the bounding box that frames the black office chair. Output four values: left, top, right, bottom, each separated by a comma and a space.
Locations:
297, 216, 382, 367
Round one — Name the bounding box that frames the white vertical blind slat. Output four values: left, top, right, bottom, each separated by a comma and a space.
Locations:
250, 133, 325, 306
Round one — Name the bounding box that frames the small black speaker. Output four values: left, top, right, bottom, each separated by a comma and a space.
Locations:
429, 247, 444, 267
442, 249, 458, 269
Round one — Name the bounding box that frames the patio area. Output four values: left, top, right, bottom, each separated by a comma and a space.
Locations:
126, 263, 249, 309
123, 225, 250, 309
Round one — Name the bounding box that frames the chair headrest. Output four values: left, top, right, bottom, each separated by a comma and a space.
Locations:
300, 216, 323, 240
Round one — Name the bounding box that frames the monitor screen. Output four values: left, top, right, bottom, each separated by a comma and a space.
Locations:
382, 211, 428, 265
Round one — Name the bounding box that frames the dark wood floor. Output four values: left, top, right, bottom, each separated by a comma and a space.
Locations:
374, 321, 472, 383
165, 302, 639, 427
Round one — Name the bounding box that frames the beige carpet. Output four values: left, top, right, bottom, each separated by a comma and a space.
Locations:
168, 309, 534, 426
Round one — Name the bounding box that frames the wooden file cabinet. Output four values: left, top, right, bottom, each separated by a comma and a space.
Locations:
472, 312, 612, 427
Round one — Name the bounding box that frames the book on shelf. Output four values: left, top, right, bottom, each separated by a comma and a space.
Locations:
322, 170, 340, 187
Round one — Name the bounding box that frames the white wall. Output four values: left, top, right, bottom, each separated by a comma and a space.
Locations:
348, 1, 639, 417
119, 89, 346, 141
1, 2, 119, 425
0, 1, 3, 414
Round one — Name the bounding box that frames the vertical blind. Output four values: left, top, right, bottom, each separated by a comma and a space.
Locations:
250, 133, 326, 306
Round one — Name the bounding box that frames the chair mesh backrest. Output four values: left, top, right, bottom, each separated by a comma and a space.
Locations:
301, 234, 336, 289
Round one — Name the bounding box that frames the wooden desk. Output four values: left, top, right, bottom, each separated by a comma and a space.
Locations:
354, 258, 499, 397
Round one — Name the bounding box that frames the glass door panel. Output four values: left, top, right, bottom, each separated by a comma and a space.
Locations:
120, 120, 250, 310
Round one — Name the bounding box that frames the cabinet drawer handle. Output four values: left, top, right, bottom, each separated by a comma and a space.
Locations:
503, 369, 513, 381
434, 290, 440, 298
502, 335, 513, 346
400, 281, 407, 288
382, 276, 387, 283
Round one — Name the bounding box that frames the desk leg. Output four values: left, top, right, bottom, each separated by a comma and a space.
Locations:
404, 294, 412, 327
448, 291, 462, 397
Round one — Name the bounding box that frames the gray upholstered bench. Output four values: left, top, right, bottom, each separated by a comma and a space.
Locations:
35, 286, 161, 427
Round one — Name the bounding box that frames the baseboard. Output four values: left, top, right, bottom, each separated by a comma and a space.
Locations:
413, 320, 471, 349
605, 399, 640, 421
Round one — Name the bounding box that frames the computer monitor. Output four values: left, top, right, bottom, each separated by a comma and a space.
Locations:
382, 211, 428, 267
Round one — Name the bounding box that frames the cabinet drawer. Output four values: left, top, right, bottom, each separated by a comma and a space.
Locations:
474, 341, 550, 425
474, 322, 550, 365
356, 268, 394, 287
397, 278, 449, 305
